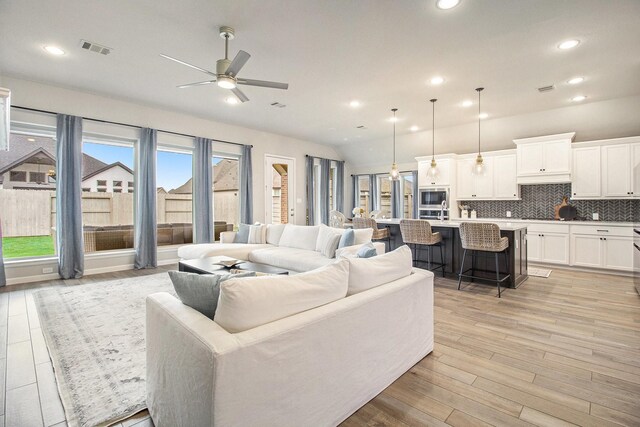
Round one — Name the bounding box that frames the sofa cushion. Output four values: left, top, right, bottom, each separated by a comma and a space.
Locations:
278, 224, 320, 251
214, 260, 349, 333
338, 229, 355, 248
332, 227, 373, 245
168, 271, 256, 319
315, 224, 341, 258
249, 247, 334, 272
356, 242, 377, 258
346, 245, 413, 295
266, 224, 287, 245
177, 243, 271, 261
234, 224, 250, 243
248, 224, 267, 244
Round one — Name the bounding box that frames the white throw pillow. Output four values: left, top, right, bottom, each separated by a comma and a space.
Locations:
214, 260, 349, 333
315, 224, 342, 258
247, 224, 267, 244
278, 224, 320, 251
346, 245, 413, 295
353, 228, 373, 244
266, 224, 287, 245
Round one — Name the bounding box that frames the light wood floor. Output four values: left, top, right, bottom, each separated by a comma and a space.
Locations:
1, 266, 639, 427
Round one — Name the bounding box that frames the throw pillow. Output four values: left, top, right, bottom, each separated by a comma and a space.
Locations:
315, 224, 342, 258
248, 224, 267, 244
338, 229, 355, 248
356, 242, 377, 258
234, 224, 250, 243
168, 270, 256, 319
278, 224, 320, 251
346, 245, 413, 295
266, 224, 287, 245
214, 260, 349, 333
353, 228, 373, 244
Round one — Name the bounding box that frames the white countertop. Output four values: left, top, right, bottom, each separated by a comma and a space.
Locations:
448, 217, 635, 227
376, 218, 528, 231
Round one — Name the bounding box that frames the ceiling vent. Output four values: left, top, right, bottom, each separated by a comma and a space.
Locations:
356, 125, 366, 129
80, 40, 112, 55
537, 84, 555, 93
270, 102, 286, 108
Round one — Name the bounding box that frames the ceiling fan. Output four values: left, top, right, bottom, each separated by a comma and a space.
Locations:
160, 26, 289, 103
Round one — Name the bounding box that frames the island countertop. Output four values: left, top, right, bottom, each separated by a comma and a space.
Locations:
375, 218, 528, 231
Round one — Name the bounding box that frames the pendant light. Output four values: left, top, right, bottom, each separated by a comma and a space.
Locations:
389, 108, 400, 181
427, 98, 438, 178
472, 87, 485, 175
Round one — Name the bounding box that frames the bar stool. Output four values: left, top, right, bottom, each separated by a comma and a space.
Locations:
457, 222, 510, 298
399, 219, 445, 277
352, 217, 391, 251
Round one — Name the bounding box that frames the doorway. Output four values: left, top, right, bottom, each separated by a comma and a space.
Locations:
264, 155, 296, 224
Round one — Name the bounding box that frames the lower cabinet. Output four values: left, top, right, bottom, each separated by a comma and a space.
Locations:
526, 233, 569, 264
570, 227, 633, 271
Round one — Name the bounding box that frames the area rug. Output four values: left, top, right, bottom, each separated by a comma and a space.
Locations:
529, 267, 552, 278
33, 273, 176, 427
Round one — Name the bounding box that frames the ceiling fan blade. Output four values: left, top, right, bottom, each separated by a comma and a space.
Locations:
237, 78, 289, 90
159, 54, 217, 77
225, 50, 251, 77
231, 87, 249, 103
177, 80, 216, 89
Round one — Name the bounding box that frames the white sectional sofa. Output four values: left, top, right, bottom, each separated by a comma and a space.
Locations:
177, 223, 385, 273
146, 248, 434, 427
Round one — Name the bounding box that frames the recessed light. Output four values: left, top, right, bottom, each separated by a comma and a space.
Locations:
343, 138, 349, 141
479, 113, 489, 119
27, 138, 36, 142
349, 100, 361, 108
462, 100, 473, 107
43, 45, 65, 55
558, 39, 580, 50
225, 96, 239, 105
572, 95, 587, 102
568, 77, 584, 85
430, 76, 445, 85
410, 126, 419, 132
436, 0, 460, 10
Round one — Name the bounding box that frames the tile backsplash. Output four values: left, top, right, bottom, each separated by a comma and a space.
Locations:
459, 184, 639, 222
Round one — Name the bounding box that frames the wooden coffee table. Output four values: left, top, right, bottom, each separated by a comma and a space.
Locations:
178, 257, 289, 275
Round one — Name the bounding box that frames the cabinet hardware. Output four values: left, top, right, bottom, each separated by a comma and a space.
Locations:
596, 229, 609, 232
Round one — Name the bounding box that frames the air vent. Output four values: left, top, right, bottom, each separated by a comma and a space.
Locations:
80, 40, 112, 55
356, 125, 366, 129
537, 85, 555, 93
270, 102, 286, 108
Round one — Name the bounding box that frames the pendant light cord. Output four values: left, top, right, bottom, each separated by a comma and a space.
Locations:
431, 99, 436, 160
392, 108, 397, 163
476, 87, 484, 155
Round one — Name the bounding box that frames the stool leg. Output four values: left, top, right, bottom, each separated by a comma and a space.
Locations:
439, 243, 445, 277
495, 252, 501, 298
471, 250, 476, 283
427, 246, 431, 270
458, 248, 467, 290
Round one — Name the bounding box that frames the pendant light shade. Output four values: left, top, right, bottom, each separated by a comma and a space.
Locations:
389, 108, 399, 181
472, 87, 485, 175
427, 98, 438, 178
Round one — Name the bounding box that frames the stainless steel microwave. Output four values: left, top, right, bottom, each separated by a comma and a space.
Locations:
419, 187, 449, 209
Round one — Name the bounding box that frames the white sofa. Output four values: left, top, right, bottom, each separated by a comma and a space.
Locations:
177, 224, 385, 273
146, 265, 434, 426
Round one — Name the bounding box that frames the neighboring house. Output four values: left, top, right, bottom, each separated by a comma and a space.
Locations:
0, 133, 133, 192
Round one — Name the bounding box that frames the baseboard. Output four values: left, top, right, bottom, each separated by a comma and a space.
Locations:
529, 262, 633, 278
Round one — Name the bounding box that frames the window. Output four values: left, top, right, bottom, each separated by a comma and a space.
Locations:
82, 139, 135, 253
10, 171, 26, 182
29, 172, 46, 183
157, 146, 193, 246
213, 155, 240, 229
356, 176, 370, 215
113, 180, 122, 188
377, 175, 392, 218
128, 181, 134, 188
401, 173, 415, 219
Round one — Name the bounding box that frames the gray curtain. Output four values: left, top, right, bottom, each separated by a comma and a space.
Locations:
306, 156, 315, 225
335, 161, 344, 213
193, 137, 213, 243
351, 175, 359, 215
319, 158, 331, 225
0, 223, 6, 286
56, 114, 84, 279
412, 170, 419, 219
240, 144, 253, 224
391, 179, 402, 219
134, 128, 157, 269
369, 174, 379, 212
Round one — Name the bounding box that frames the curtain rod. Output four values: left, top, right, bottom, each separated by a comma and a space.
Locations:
351, 170, 415, 177
305, 154, 344, 163
12, 105, 252, 148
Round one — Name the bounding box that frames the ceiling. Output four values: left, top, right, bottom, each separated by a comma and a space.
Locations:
1, 0, 639, 146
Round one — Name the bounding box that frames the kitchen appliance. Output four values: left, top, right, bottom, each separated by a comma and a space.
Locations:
419, 188, 449, 220
420, 209, 449, 220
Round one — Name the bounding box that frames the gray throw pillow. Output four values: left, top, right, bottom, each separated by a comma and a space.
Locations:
168, 271, 256, 319
356, 242, 377, 258
234, 224, 250, 243
338, 229, 355, 248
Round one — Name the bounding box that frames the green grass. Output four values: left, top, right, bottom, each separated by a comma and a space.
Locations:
2, 235, 55, 259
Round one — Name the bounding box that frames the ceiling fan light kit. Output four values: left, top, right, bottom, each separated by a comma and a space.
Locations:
472, 87, 486, 175
160, 26, 289, 103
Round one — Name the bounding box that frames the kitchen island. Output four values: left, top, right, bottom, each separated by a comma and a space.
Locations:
376, 219, 528, 288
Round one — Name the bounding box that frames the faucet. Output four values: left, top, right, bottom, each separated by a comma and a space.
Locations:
439, 200, 447, 222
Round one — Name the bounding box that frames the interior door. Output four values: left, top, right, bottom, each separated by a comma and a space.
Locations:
264, 155, 296, 225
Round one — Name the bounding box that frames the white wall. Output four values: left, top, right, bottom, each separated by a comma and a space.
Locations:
83, 166, 133, 193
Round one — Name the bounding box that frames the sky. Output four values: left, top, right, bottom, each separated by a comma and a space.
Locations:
83, 142, 225, 191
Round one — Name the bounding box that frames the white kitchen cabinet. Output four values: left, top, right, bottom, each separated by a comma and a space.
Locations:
603, 237, 634, 270
526, 233, 542, 262
543, 234, 570, 264
571, 146, 601, 198
455, 157, 493, 199
514, 133, 574, 184
417, 157, 452, 187
570, 235, 602, 268
493, 154, 519, 199
570, 225, 633, 271
456, 158, 475, 199
633, 144, 640, 197
526, 223, 570, 265
602, 144, 632, 197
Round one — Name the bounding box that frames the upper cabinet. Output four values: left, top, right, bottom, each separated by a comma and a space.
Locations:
456, 151, 518, 200
571, 146, 601, 198
514, 133, 574, 184
493, 154, 519, 199
416, 155, 455, 187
